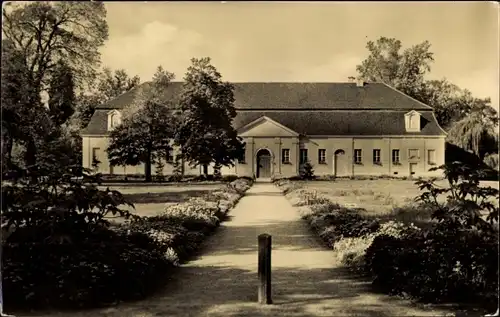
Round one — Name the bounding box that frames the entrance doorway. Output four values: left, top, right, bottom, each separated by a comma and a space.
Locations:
333, 149, 346, 177
256, 149, 272, 178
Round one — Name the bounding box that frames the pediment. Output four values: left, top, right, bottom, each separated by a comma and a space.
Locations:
237, 116, 299, 137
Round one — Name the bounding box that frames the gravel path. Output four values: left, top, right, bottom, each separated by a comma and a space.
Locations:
29, 183, 455, 317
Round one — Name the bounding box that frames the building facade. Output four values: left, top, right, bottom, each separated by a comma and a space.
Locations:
81, 81, 447, 179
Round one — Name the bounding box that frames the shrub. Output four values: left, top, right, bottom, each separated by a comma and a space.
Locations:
365, 228, 498, 306
483, 153, 499, 171
303, 205, 381, 247
364, 162, 499, 307
334, 221, 420, 273
299, 161, 315, 180
3, 227, 173, 310
155, 159, 165, 182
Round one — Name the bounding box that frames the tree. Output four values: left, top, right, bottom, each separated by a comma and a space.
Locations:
447, 112, 498, 161
107, 66, 175, 182
356, 37, 434, 98
2, 1, 108, 92
1, 39, 49, 175
48, 60, 76, 126
2, 1, 108, 177
175, 57, 245, 176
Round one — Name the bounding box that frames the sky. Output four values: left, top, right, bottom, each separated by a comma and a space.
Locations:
101, 1, 499, 110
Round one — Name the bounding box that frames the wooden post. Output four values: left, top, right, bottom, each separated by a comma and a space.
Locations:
258, 233, 272, 305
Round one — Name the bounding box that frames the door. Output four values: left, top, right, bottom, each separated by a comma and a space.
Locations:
257, 150, 272, 178
409, 163, 417, 177
333, 149, 346, 177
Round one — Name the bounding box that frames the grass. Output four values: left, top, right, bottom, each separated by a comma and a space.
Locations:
297, 179, 499, 228
100, 183, 225, 220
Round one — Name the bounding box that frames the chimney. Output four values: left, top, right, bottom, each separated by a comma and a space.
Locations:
356, 79, 365, 87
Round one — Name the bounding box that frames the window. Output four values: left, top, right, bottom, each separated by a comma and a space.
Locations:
373, 149, 381, 164
427, 149, 436, 165
392, 149, 400, 164
405, 111, 421, 132
282, 149, 290, 164
408, 149, 419, 160
166, 149, 174, 163
409, 115, 417, 129
299, 149, 308, 164
318, 149, 326, 164
108, 111, 121, 130
354, 149, 362, 164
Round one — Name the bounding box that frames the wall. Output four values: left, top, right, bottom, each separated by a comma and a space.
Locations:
236, 136, 300, 178
82, 136, 200, 176
300, 137, 354, 176
82, 134, 445, 178
349, 137, 445, 177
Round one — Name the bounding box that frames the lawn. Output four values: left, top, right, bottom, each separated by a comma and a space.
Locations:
100, 183, 225, 219
297, 179, 499, 227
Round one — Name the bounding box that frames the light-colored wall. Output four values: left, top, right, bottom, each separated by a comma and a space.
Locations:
82, 136, 200, 176
82, 134, 445, 178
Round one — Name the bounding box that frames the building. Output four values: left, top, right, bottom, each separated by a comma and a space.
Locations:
81, 81, 447, 179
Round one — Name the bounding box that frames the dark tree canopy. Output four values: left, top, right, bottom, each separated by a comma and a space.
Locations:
107, 66, 175, 182
48, 60, 76, 126
356, 37, 434, 98
175, 57, 244, 175
2, 1, 109, 91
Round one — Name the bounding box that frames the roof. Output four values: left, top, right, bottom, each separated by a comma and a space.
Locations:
82, 81, 445, 136
82, 109, 445, 136
95, 81, 433, 111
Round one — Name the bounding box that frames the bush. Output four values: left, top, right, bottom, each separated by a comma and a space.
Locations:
3, 166, 253, 311
364, 163, 499, 307
483, 153, 499, 171
299, 161, 315, 180
3, 228, 173, 310
334, 221, 420, 273
365, 228, 498, 306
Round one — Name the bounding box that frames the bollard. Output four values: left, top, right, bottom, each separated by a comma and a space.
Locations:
258, 233, 272, 305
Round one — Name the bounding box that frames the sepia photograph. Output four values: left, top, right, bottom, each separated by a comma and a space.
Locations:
1, 1, 499, 316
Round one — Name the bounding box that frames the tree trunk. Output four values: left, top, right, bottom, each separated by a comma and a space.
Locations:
202, 164, 208, 177
145, 147, 152, 182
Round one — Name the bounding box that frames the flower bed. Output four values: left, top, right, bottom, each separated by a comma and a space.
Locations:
275, 177, 498, 310
2, 177, 253, 311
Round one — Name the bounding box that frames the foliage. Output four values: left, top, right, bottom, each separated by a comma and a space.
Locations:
3, 172, 252, 310
1, 39, 46, 173
3, 229, 172, 310
1, 166, 135, 240
74, 68, 140, 129
107, 66, 176, 182
334, 221, 420, 273
364, 162, 499, 307
446, 112, 498, 161
414, 162, 499, 230
175, 57, 245, 175
355, 36, 499, 140
299, 161, 315, 179
2, 1, 109, 90
47, 60, 76, 126
483, 153, 499, 171
355, 37, 433, 98
365, 229, 498, 306
155, 158, 165, 182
